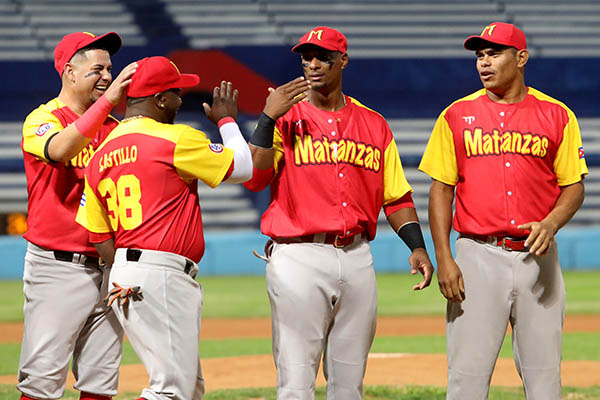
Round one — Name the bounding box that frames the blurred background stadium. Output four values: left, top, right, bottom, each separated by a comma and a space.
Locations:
0, 0, 599, 275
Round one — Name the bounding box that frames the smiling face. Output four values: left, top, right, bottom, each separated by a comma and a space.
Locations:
299, 44, 347, 93
66, 48, 113, 104
474, 42, 528, 97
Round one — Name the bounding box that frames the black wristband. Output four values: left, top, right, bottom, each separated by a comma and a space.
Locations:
396, 222, 426, 251
249, 112, 275, 149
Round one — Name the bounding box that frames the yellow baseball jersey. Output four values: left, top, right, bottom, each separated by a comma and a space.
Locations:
76, 117, 234, 262
244, 95, 412, 240
22, 98, 117, 255
419, 87, 588, 237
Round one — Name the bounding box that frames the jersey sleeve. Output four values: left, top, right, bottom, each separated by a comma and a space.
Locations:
272, 125, 285, 174
75, 176, 114, 234
173, 126, 235, 188
22, 107, 64, 162
554, 112, 589, 186
382, 134, 413, 206
419, 111, 459, 185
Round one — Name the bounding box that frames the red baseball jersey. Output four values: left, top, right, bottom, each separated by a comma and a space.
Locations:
244, 96, 413, 240
419, 87, 588, 237
21, 98, 117, 255
76, 117, 234, 262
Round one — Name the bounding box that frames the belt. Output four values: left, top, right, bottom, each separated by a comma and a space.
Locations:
460, 234, 529, 252
126, 248, 196, 278
274, 232, 367, 248
54, 250, 102, 267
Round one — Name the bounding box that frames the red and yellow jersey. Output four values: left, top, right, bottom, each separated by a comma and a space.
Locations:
76, 117, 234, 262
21, 97, 117, 255
419, 87, 588, 237
244, 95, 412, 240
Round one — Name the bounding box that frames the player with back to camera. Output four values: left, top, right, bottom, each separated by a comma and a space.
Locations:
76, 56, 252, 400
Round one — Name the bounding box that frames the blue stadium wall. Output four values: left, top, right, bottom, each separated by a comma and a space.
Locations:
2, 228, 600, 279
1, 46, 599, 122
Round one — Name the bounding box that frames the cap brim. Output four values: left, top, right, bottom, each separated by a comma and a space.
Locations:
464, 35, 514, 51
174, 74, 200, 89
292, 42, 338, 53
87, 32, 122, 55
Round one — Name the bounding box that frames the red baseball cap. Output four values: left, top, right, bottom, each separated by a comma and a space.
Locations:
464, 22, 527, 51
127, 56, 200, 98
54, 31, 122, 76
292, 26, 348, 53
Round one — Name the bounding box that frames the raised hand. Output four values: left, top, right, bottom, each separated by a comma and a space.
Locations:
203, 81, 239, 124
263, 77, 311, 120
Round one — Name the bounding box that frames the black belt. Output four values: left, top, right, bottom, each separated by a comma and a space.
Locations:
54, 250, 101, 267
126, 249, 196, 278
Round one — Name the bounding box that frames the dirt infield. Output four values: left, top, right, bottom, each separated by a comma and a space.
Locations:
2, 315, 600, 393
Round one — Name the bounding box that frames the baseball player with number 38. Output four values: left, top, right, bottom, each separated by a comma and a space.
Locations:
77, 56, 252, 400
420, 22, 587, 399
245, 26, 434, 399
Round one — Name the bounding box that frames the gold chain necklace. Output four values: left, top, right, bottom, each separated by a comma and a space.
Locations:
121, 115, 147, 123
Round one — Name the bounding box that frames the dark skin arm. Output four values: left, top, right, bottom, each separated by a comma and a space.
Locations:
387, 207, 434, 290
429, 179, 465, 303
519, 181, 585, 256
94, 238, 115, 266
250, 76, 311, 170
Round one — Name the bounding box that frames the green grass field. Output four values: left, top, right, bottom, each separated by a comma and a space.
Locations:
1, 271, 599, 399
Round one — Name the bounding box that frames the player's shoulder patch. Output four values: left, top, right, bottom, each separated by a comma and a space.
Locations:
35, 123, 53, 137
209, 143, 224, 153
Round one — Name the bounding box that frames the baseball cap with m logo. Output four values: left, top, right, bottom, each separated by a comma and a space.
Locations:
464, 22, 527, 51
292, 26, 347, 53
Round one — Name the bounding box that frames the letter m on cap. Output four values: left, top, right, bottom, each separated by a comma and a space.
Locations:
308, 30, 323, 41
481, 24, 496, 37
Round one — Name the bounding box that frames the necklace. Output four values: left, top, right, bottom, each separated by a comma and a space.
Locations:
121, 115, 147, 123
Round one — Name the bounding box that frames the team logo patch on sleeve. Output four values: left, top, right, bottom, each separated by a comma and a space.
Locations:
579, 147, 585, 159
209, 143, 224, 153
35, 123, 53, 137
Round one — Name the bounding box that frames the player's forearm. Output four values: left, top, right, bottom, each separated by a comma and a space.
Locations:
47, 95, 114, 162
46, 124, 92, 162
541, 181, 584, 234
249, 112, 275, 170
218, 118, 252, 183
429, 180, 455, 263
93, 238, 116, 266
250, 144, 275, 170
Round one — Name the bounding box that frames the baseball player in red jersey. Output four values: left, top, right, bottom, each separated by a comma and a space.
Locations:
19, 32, 137, 400
76, 56, 252, 400
420, 22, 588, 400
244, 27, 434, 399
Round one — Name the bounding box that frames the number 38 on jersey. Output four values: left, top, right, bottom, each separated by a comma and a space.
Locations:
98, 174, 143, 231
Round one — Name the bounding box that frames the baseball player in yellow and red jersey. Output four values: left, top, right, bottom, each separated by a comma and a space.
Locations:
19, 32, 137, 400
76, 56, 252, 400
420, 22, 588, 399
244, 26, 434, 399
